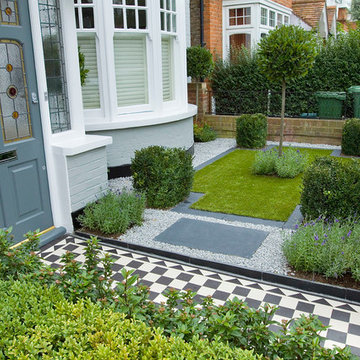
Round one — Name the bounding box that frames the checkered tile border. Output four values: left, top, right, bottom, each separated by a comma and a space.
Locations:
39, 236, 360, 357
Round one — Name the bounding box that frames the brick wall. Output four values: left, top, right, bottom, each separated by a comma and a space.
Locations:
203, 0, 223, 58
204, 115, 344, 145
188, 82, 210, 121
272, 0, 292, 8
190, 0, 201, 46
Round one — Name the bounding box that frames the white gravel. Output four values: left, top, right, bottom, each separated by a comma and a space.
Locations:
267, 140, 341, 150
108, 138, 329, 275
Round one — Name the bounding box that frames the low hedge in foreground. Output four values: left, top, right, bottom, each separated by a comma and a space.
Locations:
301, 157, 360, 219
132, 146, 194, 209
0, 280, 260, 360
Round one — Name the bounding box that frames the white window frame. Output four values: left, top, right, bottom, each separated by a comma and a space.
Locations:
228, 6, 251, 27
75, 0, 104, 117
261, 7, 268, 26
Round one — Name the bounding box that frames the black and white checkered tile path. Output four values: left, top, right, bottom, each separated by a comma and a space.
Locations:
40, 236, 360, 357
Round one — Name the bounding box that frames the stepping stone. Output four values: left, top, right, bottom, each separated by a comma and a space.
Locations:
154, 218, 268, 259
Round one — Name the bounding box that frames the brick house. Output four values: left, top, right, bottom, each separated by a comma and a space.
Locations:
188, 0, 354, 116
189, 0, 353, 58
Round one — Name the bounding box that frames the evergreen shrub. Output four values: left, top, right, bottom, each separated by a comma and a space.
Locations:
0, 280, 260, 360
301, 157, 360, 219
131, 146, 194, 208
212, 30, 360, 118
194, 122, 217, 142
236, 114, 267, 148
342, 118, 360, 156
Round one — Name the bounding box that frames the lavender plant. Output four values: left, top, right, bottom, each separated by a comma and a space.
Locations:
77, 190, 146, 235
283, 217, 360, 280
253, 147, 308, 178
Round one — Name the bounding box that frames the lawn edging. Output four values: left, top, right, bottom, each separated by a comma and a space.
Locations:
75, 230, 360, 305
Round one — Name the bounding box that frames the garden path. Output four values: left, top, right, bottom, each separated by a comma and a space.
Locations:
40, 235, 360, 357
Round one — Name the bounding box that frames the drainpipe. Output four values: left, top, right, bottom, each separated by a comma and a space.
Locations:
200, 0, 205, 47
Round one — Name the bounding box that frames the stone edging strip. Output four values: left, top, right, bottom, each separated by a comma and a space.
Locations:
75, 230, 360, 305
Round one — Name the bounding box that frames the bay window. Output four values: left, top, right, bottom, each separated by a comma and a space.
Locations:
74, 0, 101, 110
73, 0, 179, 119
160, 0, 176, 102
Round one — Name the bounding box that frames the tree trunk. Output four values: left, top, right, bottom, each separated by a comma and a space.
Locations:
195, 81, 199, 123
279, 80, 286, 157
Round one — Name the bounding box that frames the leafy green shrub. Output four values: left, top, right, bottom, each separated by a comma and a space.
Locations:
132, 146, 194, 208
194, 122, 217, 142
0, 237, 354, 359
236, 114, 267, 148
342, 118, 360, 156
77, 190, 145, 235
301, 157, 360, 219
0, 228, 43, 281
0, 279, 260, 360
283, 217, 360, 281
253, 147, 308, 178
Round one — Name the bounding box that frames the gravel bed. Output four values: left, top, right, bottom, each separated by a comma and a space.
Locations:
106, 138, 295, 275
267, 140, 341, 150
118, 209, 290, 275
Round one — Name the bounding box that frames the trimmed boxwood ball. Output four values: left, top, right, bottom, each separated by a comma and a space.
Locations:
236, 113, 267, 149
300, 157, 360, 219
131, 146, 194, 209
342, 118, 360, 156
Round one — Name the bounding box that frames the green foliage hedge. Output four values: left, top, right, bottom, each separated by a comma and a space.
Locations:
193, 122, 217, 142
236, 114, 267, 148
342, 118, 360, 156
212, 30, 360, 117
0, 280, 260, 360
132, 146, 194, 209
77, 191, 146, 235
301, 157, 360, 219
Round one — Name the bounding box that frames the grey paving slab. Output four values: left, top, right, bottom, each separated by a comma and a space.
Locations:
153, 218, 268, 259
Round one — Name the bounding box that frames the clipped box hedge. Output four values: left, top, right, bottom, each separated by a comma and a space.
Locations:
236, 114, 268, 149
131, 146, 194, 209
301, 157, 360, 219
0, 280, 260, 360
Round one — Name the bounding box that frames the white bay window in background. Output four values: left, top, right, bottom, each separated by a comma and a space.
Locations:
74, 0, 101, 111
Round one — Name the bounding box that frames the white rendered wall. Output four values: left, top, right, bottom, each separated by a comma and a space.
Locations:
89, 116, 194, 167
29, 0, 111, 233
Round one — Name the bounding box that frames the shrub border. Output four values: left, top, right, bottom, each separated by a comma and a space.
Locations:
73, 230, 360, 304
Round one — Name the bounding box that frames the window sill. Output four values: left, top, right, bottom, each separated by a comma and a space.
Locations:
52, 133, 112, 156
84, 104, 197, 131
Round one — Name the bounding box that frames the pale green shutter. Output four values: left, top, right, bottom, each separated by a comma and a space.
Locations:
114, 35, 148, 107
162, 37, 173, 101
77, 34, 101, 109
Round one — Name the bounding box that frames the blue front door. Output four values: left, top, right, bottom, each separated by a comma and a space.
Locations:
0, 0, 53, 243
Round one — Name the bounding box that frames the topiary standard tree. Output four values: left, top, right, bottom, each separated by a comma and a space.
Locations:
257, 25, 318, 156
187, 46, 214, 121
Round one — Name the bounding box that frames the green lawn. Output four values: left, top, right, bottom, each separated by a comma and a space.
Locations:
191, 148, 332, 221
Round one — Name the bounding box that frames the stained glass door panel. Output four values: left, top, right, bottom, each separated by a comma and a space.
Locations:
0, 1, 53, 243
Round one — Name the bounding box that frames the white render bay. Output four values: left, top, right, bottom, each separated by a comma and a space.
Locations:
75, 0, 196, 168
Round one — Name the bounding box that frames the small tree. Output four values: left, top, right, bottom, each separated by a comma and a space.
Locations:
187, 46, 214, 121
257, 26, 318, 156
